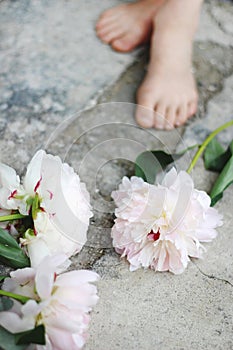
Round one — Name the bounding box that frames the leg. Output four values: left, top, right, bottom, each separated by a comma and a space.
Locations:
136, 0, 203, 129
96, 0, 165, 52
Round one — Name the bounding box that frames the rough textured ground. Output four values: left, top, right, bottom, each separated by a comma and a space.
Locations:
0, 0, 232, 349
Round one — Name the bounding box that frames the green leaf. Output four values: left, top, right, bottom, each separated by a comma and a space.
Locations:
0, 245, 30, 269
0, 297, 13, 311
204, 139, 233, 172
135, 151, 172, 184
15, 325, 45, 345
0, 327, 26, 350
135, 150, 183, 184
210, 155, 233, 206
0, 228, 20, 249
0, 276, 7, 282
0, 290, 31, 304
0, 228, 30, 268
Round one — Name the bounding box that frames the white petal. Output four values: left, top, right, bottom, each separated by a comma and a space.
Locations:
33, 211, 82, 260
0, 163, 20, 209
0, 163, 20, 189
27, 236, 51, 268
29, 151, 92, 250
35, 264, 54, 300
35, 254, 71, 299
0, 311, 35, 333
47, 327, 84, 350
55, 270, 99, 287
23, 150, 45, 195
168, 171, 194, 234
10, 267, 35, 284
168, 245, 186, 274
22, 300, 41, 317
161, 167, 177, 187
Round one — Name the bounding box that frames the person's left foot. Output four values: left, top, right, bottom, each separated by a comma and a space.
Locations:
96, 0, 164, 52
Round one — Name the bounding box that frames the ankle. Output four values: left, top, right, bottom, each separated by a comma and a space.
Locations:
153, 0, 203, 37
150, 32, 193, 70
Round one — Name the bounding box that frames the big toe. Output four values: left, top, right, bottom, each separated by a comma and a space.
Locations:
135, 92, 155, 128
135, 106, 155, 128
111, 33, 139, 52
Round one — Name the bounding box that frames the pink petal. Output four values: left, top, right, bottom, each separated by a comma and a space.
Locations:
47, 326, 85, 350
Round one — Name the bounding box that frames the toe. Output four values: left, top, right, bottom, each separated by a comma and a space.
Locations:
111, 32, 141, 52
136, 90, 156, 128
96, 9, 120, 29
187, 100, 197, 118
97, 26, 126, 44
135, 105, 155, 128
175, 103, 188, 127
164, 106, 176, 130
96, 22, 119, 36
154, 103, 167, 129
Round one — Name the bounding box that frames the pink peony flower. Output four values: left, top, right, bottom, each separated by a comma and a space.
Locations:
0, 150, 92, 266
111, 168, 222, 274
0, 255, 99, 350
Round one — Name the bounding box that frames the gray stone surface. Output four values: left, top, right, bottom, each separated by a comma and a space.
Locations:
0, 0, 136, 169
0, 0, 232, 349
89, 258, 233, 350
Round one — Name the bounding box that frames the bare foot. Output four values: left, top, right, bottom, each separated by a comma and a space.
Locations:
136, 0, 203, 129
136, 44, 198, 129
96, 0, 165, 53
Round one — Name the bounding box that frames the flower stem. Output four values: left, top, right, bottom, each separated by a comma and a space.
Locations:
0, 213, 26, 223
187, 120, 233, 174
0, 289, 31, 304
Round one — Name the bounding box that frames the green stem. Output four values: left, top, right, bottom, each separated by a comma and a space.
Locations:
187, 120, 233, 174
0, 213, 27, 223
0, 290, 31, 304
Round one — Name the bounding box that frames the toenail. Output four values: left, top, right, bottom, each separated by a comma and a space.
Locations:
137, 117, 153, 128
155, 124, 164, 129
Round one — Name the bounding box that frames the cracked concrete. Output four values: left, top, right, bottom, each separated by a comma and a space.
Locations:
0, 0, 232, 349
89, 258, 233, 350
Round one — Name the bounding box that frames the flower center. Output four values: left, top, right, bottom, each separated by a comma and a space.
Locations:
147, 230, 160, 241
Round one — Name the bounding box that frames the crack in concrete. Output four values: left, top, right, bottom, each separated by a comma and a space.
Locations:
208, 2, 233, 40
88, 248, 115, 268
209, 12, 230, 37
192, 261, 233, 287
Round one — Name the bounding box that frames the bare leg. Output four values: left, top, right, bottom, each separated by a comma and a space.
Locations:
96, 0, 165, 52
136, 0, 203, 129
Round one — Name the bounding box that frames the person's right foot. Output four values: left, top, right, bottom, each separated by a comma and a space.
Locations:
96, 0, 165, 52
135, 0, 202, 129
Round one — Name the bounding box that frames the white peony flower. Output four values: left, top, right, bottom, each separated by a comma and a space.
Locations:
111, 168, 223, 274
0, 150, 92, 266
0, 163, 22, 211
0, 255, 99, 350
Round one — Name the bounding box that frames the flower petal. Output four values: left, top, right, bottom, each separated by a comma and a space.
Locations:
0, 310, 35, 333
35, 254, 69, 299
0, 163, 21, 210
23, 150, 45, 195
